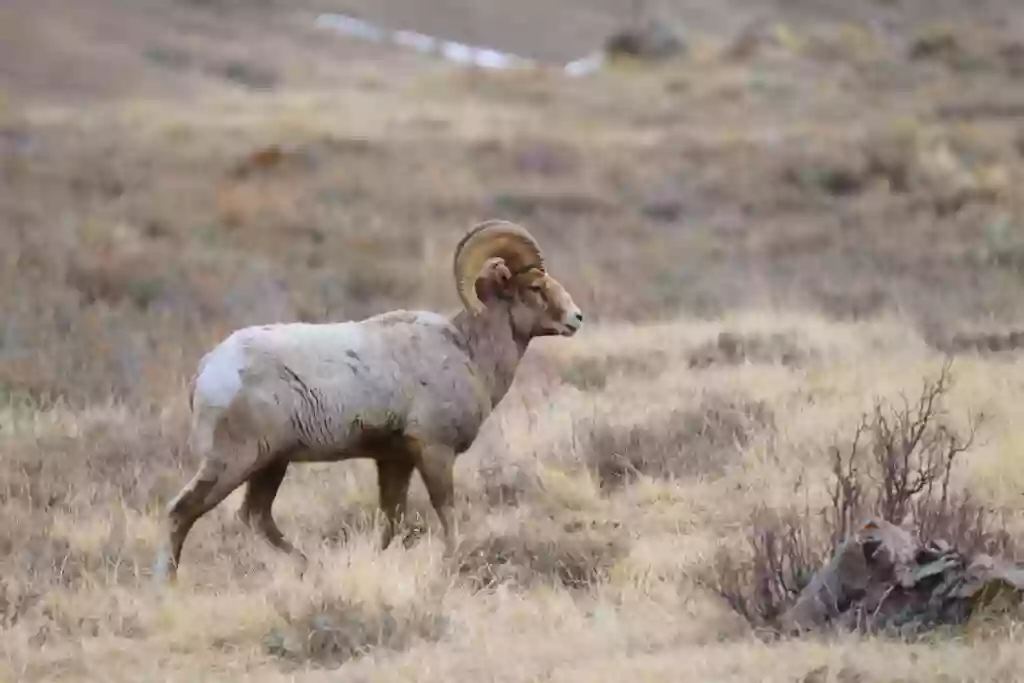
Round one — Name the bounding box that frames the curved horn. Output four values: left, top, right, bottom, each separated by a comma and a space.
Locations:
453, 220, 545, 314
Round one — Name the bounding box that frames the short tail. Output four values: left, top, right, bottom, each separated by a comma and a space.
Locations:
187, 372, 198, 413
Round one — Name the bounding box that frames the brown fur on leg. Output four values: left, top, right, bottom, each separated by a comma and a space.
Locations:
377, 457, 415, 549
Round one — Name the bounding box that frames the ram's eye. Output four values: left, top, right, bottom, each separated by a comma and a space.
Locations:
529, 285, 544, 293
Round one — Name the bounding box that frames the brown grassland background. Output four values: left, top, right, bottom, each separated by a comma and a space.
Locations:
5, 0, 1024, 680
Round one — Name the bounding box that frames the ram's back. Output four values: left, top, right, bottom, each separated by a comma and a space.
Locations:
190, 312, 482, 454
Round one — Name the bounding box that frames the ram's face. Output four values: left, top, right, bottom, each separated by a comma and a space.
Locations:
510, 268, 583, 338
454, 220, 582, 340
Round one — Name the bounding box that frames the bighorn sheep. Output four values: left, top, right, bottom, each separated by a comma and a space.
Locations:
155, 220, 583, 580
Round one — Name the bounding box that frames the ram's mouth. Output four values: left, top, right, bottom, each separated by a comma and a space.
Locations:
541, 322, 578, 337
561, 311, 583, 336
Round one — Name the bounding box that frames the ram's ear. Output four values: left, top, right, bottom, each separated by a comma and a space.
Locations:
478, 257, 512, 286
472, 257, 513, 304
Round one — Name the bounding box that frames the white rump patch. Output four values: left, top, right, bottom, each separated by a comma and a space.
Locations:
193, 335, 245, 410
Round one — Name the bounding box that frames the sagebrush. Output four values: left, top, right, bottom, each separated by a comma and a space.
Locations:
708, 361, 1014, 629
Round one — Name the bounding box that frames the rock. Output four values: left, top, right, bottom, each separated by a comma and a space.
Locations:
857, 518, 921, 589
778, 518, 920, 633
777, 517, 1024, 636
778, 531, 872, 633
955, 554, 1024, 607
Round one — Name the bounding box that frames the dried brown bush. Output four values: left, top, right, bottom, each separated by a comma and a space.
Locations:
457, 521, 628, 591
478, 462, 539, 508
687, 331, 813, 370
558, 352, 665, 391
264, 596, 448, 668
706, 361, 1012, 630
582, 395, 774, 489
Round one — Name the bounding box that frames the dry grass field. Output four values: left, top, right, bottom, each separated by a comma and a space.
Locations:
5, 0, 1024, 680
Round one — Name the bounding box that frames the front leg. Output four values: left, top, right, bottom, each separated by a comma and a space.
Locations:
377, 457, 415, 550
413, 443, 457, 556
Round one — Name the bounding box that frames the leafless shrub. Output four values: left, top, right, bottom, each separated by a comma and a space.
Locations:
478, 463, 538, 508
582, 395, 774, 488
264, 597, 447, 668
709, 507, 824, 628
705, 361, 1011, 629
823, 360, 1001, 554
143, 45, 192, 71
906, 24, 998, 72
457, 521, 627, 591
781, 155, 868, 198
209, 60, 278, 90
604, 19, 687, 62
559, 352, 665, 391
907, 25, 968, 65
938, 328, 1024, 356
687, 331, 812, 370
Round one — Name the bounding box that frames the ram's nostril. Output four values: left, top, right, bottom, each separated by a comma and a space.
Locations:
574, 312, 584, 323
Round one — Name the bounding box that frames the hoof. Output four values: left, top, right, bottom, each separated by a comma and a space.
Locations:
152, 548, 178, 585
293, 556, 310, 581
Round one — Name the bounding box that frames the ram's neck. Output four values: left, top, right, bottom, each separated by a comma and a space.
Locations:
451, 303, 528, 407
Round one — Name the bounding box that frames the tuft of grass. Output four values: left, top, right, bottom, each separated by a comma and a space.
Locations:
457, 521, 629, 591
209, 60, 279, 90
559, 352, 664, 392
264, 596, 448, 668
688, 330, 813, 369
581, 394, 774, 489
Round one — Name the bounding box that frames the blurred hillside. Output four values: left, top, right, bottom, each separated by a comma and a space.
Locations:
5, 0, 1024, 403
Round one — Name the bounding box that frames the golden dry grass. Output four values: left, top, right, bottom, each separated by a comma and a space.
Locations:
5, 1, 1024, 680
4, 314, 1024, 682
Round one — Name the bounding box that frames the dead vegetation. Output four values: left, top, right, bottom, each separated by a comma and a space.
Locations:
932, 328, 1024, 356
457, 521, 629, 591
558, 352, 665, 391
263, 594, 448, 668
5, 0, 1024, 680
687, 330, 812, 369
706, 362, 1019, 635
581, 394, 774, 488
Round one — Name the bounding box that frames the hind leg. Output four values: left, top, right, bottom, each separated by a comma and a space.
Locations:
238, 460, 305, 566
155, 420, 264, 585
155, 456, 257, 583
